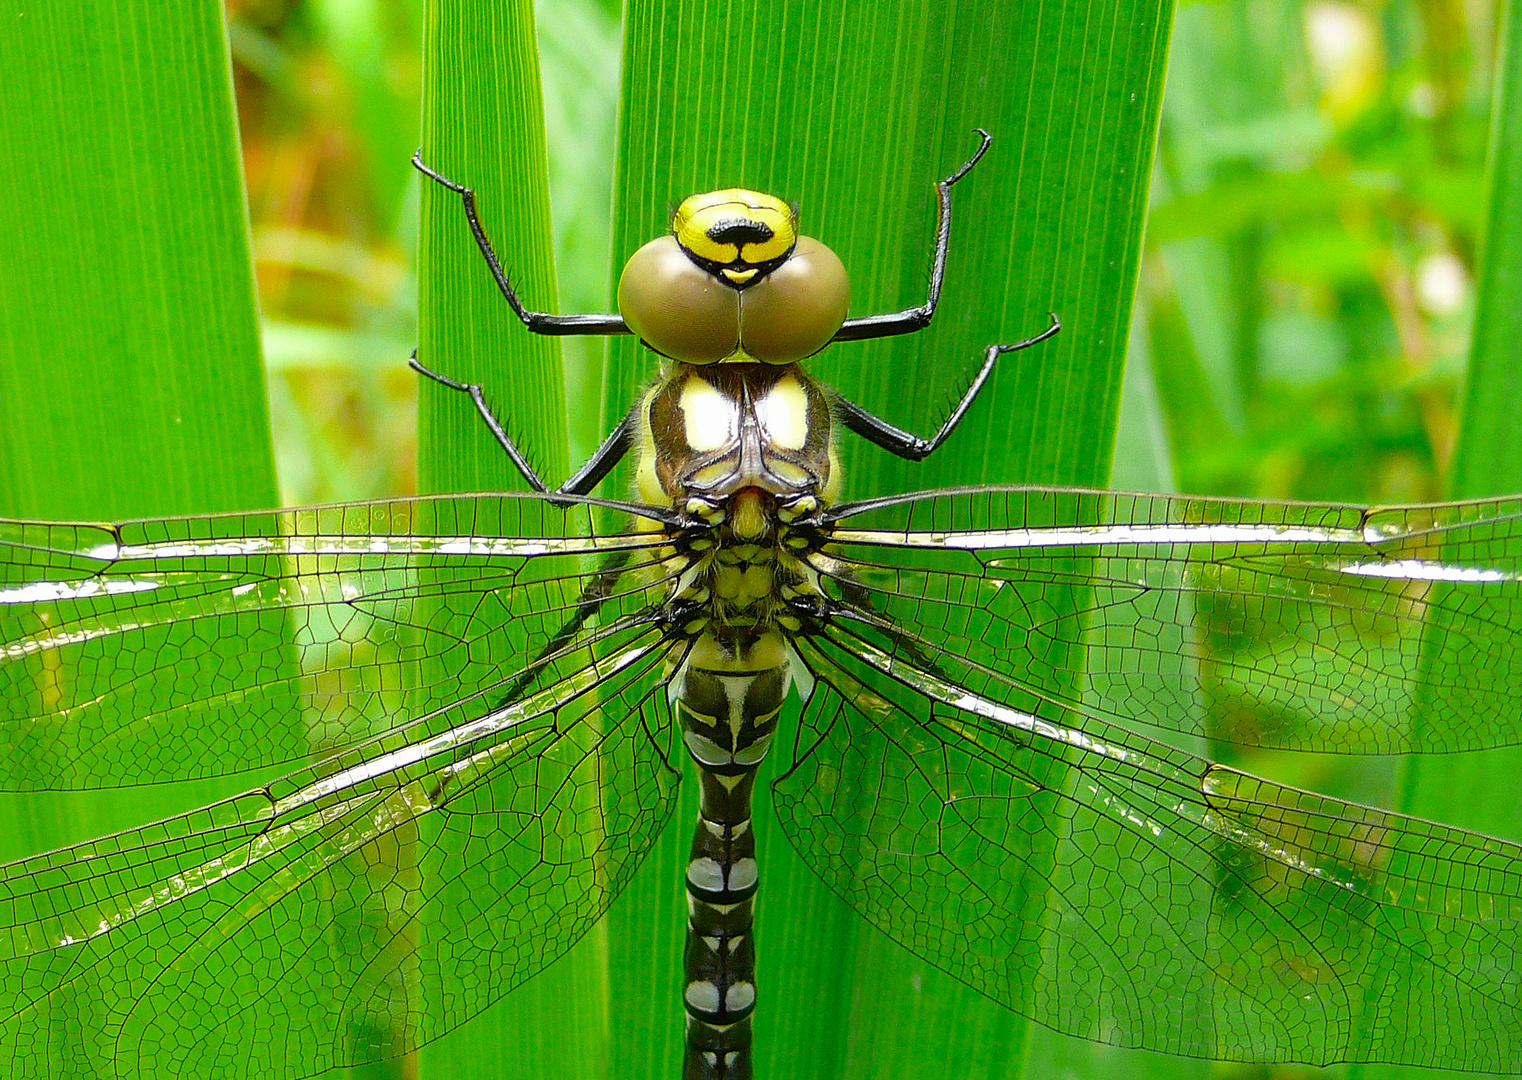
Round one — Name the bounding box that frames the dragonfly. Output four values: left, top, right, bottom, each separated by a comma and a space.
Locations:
2, 130, 1522, 1080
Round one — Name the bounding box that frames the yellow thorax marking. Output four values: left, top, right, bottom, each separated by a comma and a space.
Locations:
672, 189, 796, 270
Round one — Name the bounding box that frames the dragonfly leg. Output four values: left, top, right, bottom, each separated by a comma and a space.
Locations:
409, 352, 551, 492
830, 129, 992, 344
413, 150, 630, 337
558, 406, 638, 496
409, 352, 637, 497
835, 313, 1061, 461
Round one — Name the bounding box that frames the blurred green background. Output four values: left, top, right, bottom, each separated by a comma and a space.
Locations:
232, 0, 621, 506
228, 0, 1502, 1076
235, 0, 1491, 504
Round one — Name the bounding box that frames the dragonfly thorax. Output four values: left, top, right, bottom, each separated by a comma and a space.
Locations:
638, 361, 841, 518
617, 187, 851, 365
637, 361, 834, 644
666, 494, 826, 638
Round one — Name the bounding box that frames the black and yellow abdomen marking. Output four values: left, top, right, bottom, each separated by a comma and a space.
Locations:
674, 631, 794, 1080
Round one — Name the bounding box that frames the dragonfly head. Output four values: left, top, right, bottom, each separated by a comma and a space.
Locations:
617, 188, 850, 367
672, 189, 798, 284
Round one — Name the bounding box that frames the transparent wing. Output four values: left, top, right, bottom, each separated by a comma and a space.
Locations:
777, 627, 1522, 1071
0, 567, 682, 1077
825, 487, 1522, 754
0, 492, 686, 1077
0, 493, 675, 789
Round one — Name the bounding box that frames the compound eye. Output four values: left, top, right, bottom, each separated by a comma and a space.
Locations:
738, 237, 850, 364
617, 236, 739, 364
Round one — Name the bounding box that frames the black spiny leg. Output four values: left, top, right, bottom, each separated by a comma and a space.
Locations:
831, 129, 993, 344
836, 313, 1061, 461
413, 151, 630, 337
409, 353, 638, 496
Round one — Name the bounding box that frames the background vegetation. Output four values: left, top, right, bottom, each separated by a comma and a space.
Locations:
0, 0, 1515, 1076
234, 0, 1502, 506
225, 0, 1522, 1076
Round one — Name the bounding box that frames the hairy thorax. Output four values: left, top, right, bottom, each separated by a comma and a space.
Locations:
635, 362, 838, 648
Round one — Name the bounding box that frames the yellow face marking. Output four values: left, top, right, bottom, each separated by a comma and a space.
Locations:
752, 374, 809, 450
673, 188, 797, 270
722, 268, 758, 285
679, 377, 739, 452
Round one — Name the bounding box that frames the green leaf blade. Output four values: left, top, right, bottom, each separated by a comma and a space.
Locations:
414, 3, 611, 1078
599, 4, 1177, 1077
0, 2, 280, 1076
1364, 5, 1522, 1079
0, 1, 274, 520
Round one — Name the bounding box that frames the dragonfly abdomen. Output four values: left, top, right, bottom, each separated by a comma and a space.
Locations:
638, 345, 835, 1077
674, 629, 793, 1080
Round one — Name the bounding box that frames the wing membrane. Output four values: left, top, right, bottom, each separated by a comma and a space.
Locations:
0, 599, 681, 1078
776, 628, 1522, 1070
826, 487, 1522, 754
8, 483, 1522, 1073
0, 494, 677, 789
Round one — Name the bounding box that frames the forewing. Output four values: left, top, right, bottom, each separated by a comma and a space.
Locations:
0, 605, 682, 1078
775, 629, 1522, 1070
825, 487, 1522, 754
0, 494, 675, 788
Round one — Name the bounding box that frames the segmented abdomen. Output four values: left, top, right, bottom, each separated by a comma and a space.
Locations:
675, 628, 791, 1080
